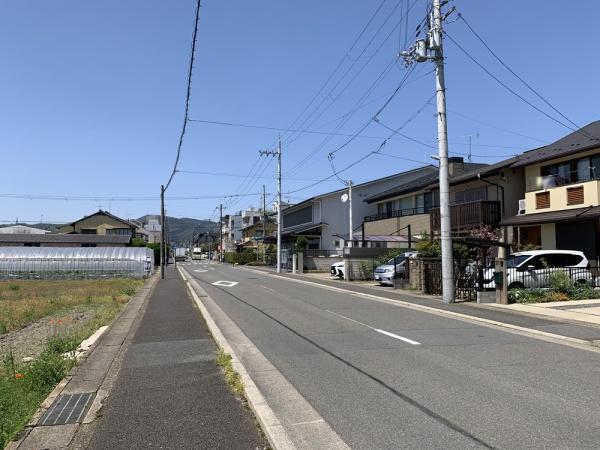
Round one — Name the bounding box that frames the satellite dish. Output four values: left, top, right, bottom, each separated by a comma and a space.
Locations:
341, 193, 349, 203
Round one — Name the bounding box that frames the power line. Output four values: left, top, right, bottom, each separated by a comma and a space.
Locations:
444, 31, 590, 138
0, 193, 264, 202
177, 169, 320, 181
164, 0, 202, 191
457, 13, 596, 140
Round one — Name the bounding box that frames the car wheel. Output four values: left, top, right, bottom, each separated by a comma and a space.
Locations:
508, 282, 524, 290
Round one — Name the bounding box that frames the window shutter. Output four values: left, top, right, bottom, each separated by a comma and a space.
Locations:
536, 192, 550, 209
567, 186, 584, 205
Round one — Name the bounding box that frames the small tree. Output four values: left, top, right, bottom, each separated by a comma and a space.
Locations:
295, 236, 308, 253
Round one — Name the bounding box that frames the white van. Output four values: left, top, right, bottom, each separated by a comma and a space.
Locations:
481, 250, 593, 290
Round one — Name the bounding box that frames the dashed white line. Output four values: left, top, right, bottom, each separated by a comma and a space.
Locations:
374, 329, 420, 345
325, 310, 420, 345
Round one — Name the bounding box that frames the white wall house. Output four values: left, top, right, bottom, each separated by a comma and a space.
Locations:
280, 166, 438, 252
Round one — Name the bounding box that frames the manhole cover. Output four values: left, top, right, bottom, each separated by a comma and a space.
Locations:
39, 392, 95, 426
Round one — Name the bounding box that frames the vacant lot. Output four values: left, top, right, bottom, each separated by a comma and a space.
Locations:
0, 278, 145, 448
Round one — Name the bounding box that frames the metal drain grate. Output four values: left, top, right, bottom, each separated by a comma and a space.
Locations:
39, 392, 95, 426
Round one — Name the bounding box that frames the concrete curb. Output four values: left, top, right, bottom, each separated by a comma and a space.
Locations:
239, 266, 600, 353
7, 273, 159, 450
178, 266, 350, 450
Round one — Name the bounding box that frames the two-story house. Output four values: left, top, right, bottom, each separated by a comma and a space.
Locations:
279, 166, 438, 252
363, 157, 524, 241
500, 121, 600, 260
57, 210, 138, 237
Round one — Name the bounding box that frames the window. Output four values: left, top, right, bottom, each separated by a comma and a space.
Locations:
24, 242, 41, 247
453, 187, 487, 204
333, 240, 340, 248
81, 243, 97, 248
399, 196, 413, 212
541, 153, 600, 186
106, 228, 132, 236
567, 186, 584, 205
81, 229, 97, 234
536, 192, 550, 209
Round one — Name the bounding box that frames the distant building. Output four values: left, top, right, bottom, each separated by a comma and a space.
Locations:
58, 210, 138, 237
0, 225, 50, 234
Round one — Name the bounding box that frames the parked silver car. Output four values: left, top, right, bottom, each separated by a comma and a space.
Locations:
374, 252, 417, 286
481, 250, 594, 290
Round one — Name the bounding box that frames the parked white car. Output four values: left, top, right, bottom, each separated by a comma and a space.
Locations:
481, 250, 594, 290
331, 261, 345, 279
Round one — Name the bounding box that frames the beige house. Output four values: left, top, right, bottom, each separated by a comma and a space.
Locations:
501, 120, 600, 260
58, 210, 138, 237
363, 157, 524, 241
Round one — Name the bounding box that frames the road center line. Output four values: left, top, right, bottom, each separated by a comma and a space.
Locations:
325, 310, 420, 345
374, 329, 420, 345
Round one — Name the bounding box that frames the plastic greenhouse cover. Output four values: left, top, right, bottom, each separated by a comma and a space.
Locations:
0, 247, 152, 261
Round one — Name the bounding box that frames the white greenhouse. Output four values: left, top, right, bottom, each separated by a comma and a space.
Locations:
0, 247, 154, 279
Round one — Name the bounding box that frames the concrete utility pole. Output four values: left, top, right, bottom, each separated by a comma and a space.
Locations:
400, 0, 454, 303
160, 185, 165, 279
219, 203, 223, 263
348, 180, 353, 246
262, 184, 266, 264
260, 137, 282, 273
432, 0, 454, 304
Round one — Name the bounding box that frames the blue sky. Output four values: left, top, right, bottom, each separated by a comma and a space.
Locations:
1, 0, 598, 224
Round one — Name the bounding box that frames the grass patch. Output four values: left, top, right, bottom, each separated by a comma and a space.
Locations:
0, 278, 145, 447
215, 348, 244, 398
0, 337, 76, 448
0, 279, 144, 334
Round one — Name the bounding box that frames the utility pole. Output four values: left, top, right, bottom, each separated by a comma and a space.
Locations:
160, 185, 165, 279
401, 0, 454, 303
262, 184, 266, 264
219, 203, 223, 263
260, 137, 282, 273
348, 180, 353, 246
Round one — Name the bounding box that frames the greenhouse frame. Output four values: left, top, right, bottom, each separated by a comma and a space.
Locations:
0, 247, 154, 280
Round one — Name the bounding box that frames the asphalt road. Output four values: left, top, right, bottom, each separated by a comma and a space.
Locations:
181, 261, 600, 450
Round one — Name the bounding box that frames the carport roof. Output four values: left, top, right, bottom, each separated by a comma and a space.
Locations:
500, 206, 600, 226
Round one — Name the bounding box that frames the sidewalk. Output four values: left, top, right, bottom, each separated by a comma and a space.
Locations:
12, 268, 267, 449
243, 265, 600, 343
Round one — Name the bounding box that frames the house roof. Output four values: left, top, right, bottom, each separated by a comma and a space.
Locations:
364, 162, 487, 203
0, 234, 132, 244
63, 209, 138, 229
499, 206, 600, 226
510, 120, 600, 168
281, 222, 328, 236
283, 165, 437, 214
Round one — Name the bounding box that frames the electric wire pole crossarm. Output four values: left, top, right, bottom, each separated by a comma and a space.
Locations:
400, 0, 455, 303
259, 138, 282, 273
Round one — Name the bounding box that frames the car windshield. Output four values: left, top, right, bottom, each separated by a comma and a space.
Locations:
506, 254, 530, 268
385, 256, 405, 266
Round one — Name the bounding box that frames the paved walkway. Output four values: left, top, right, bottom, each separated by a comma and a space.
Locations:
83, 267, 266, 449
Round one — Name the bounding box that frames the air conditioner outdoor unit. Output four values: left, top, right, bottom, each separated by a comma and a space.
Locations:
518, 199, 526, 215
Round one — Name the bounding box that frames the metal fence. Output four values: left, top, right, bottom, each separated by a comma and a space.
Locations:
0, 247, 154, 280
504, 265, 600, 290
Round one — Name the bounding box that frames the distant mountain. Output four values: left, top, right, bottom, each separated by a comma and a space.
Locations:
137, 215, 219, 246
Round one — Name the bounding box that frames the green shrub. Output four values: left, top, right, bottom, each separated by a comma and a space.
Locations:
548, 270, 573, 293
509, 288, 546, 304
358, 261, 374, 280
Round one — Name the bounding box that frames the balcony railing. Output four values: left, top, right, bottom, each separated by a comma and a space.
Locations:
430, 200, 501, 230
364, 207, 428, 223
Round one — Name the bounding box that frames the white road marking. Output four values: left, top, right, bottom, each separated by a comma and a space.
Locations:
261, 285, 276, 292
374, 329, 420, 345
324, 310, 420, 345
212, 281, 239, 287
194, 269, 208, 273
